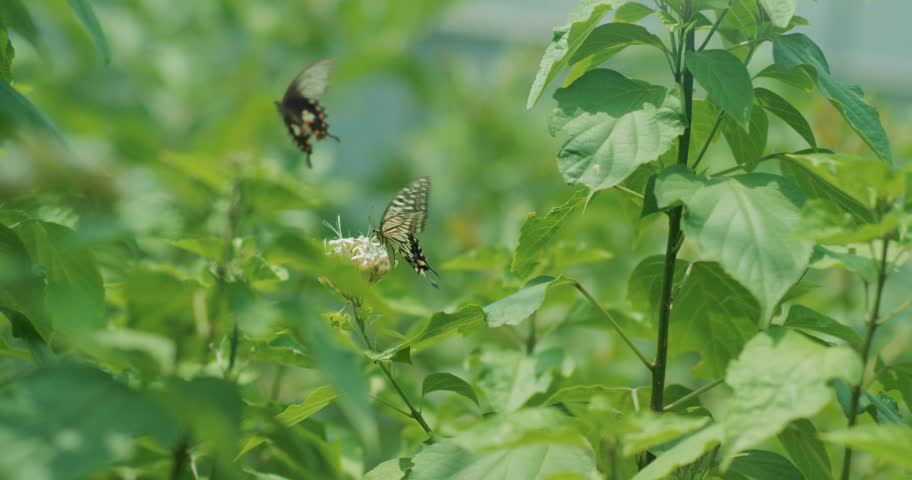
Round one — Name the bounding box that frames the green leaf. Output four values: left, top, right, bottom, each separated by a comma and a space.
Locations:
809, 245, 878, 283
0, 365, 178, 480
655, 170, 813, 318
685, 50, 754, 127
422, 372, 479, 406
471, 347, 563, 413
719, 329, 862, 469
758, 0, 796, 28
0, 81, 64, 140
0, 27, 13, 82
66, 0, 111, 64
307, 316, 377, 451
409, 409, 598, 480
626, 255, 688, 322
512, 189, 586, 279
277, 385, 338, 426
484, 276, 570, 327
782, 304, 862, 347
833, 380, 903, 425
14, 220, 105, 337
779, 154, 874, 224
81, 329, 176, 378
755, 87, 816, 148
717, 0, 761, 49
170, 236, 223, 259
728, 449, 804, 480
634, 424, 724, 480
882, 363, 912, 410
549, 69, 684, 192
621, 412, 709, 457
755, 64, 817, 93
673, 262, 761, 378
527, 0, 620, 108
364, 458, 409, 480
0, 0, 40, 50
397, 304, 486, 354
778, 419, 832, 480
614, 2, 655, 24
822, 425, 912, 470
720, 104, 768, 168
565, 23, 666, 85
774, 33, 892, 163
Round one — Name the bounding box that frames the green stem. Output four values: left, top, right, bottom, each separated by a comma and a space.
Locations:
690, 112, 724, 170
349, 298, 433, 437
663, 377, 724, 412
642, 9, 695, 470
526, 314, 537, 354
573, 281, 653, 370
840, 235, 890, 480
698, 2, 731, 51
170, 434, 190, 480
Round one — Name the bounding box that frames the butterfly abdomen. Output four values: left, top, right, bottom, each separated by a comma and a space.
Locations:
279, 97, 336, 154
405, 234, 439, 288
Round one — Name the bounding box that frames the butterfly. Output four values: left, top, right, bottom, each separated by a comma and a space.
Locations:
373, 177, 439, 288
275, 59, 339, 167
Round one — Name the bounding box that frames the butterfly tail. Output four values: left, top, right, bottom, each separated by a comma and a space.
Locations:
420, 265, 440, 289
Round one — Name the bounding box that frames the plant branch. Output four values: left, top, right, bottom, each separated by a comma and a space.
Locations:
370, 394, 412, 418
878, 298, 912, 325
663, 377, 724, 412
690, 112, 724, 170
698, 2, 731, 51
841, 235, 891, 480
572, 281, 653, 370
348, 298, 433, 437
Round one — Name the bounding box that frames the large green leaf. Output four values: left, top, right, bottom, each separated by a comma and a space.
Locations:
672, 262, 761, 378
654, 169, 813, 318
620, 412, 709, 457
778, 419, 832, 480
626, 255, 688, 322
549, 69, 684, 192
0, 223, 48, 344
484, 276, 571, 327
822, 425, 912, 470
276, 385, 337, 426
470, 347, 564, 413
565, 23, 666, 85
409, 409, 598, 480
14, 220, 105, 337
527, 0, 620, 108
758, 0, 796, 28
728, 449, 803, 480
719, 329, 862, 469
774, 34, 892, 163
782, 304, 862, 347
755, 64, 817, 93
755, 87, 816, 148
382, 304, 485, 357
422, 372, 479, 406
0, 365, 178, 480
779, 154, 874, 224
66, 0, 111, 64
685, 50, 754, 127
633, 424, 724, 480
512, 189, 586, 279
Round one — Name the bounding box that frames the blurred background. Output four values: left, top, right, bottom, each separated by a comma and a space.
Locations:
1, 0, 911, 476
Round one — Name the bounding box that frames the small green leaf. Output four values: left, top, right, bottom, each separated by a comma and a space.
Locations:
527, 0, 620, 108
484, 276, 571, 327
422, 372, 479, 406
66, 0, 111, 64
685, 49, 754, 127
774, 33, 892, 163
755, 87, 816, 148
471, 347, 563, 413
755, 64, 817, 92
0, 81, 64, 140
512, 189, 586, 279
717, 0, 760, 46
621, 412, 709, 457
170, 236, 223, 259
719, 329, 862, 469
822, 425, 912, 470
549, 69, 684, 193
277, 385, 338, 426
782, 304, 862, 347
235, 436, 268, 461
720, 104, 768, 168
778, 419, 832, 480
364, 458, 409, 480
728, 449, 804, 480
0, 0, 41, 49
0, 27, 13, 82
758, 0, 796, 28
882, 363, 912, 410
809, 246, 878, 283
379, 305, 486, 358
614, 2, 655, 23
564, 23, 666, 85
633, 425, 724, 480
779, 154, 874, 224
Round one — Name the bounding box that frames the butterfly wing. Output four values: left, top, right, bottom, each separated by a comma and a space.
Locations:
402, 234, 439, 288
284, 59, 334, 101
375, 177, 437, 286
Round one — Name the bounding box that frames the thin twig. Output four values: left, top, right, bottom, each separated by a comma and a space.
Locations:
572, 281, 653, 370
698, 2, 732, 51
878, 299, 912, 325
691, 112, 724, 170
370, 394, 412, 418
614, 184, 645, 199
663, 377, 724, 412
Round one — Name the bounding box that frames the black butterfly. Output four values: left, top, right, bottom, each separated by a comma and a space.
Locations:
373, 177, 439, 288
275, 59, 339, 167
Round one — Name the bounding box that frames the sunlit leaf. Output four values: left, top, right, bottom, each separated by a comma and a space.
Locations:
728, 449, 803, 480
685, 49, 753, 127
422, 372, 479, 406
778, 419, 832, 480
755, 87, 816, 148
277, 385, 338, 426
613, 2, 655, 24
822, 425, 912, 470
512, 189, 586, 279
484, 276, 571, 327
758, 0, 796, 28
620, 411, 709, 457
633, 424, 724, 480
782, 304, 862, 347
471, 347, 566, 413
565, 23, 666, 85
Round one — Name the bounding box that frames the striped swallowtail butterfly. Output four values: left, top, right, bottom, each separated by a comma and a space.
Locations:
275, 59, 339, 167
374, 177, 439, 288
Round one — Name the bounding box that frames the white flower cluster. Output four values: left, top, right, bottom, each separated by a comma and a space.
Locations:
325, 235, 391, 275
